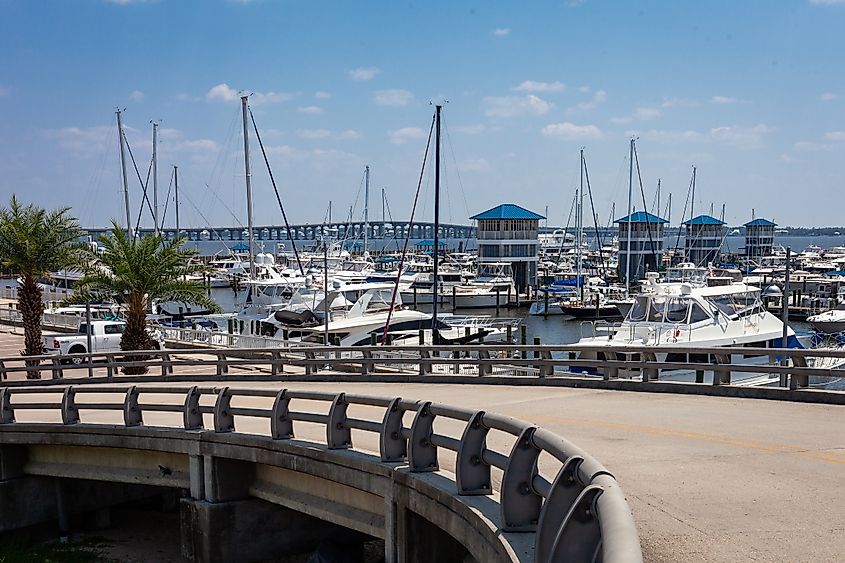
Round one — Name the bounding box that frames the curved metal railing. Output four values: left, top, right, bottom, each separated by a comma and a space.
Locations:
0, 383, 642, 563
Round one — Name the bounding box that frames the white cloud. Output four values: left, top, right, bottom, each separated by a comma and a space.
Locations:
794, 140, 836, 152
578, 86, 591, 93
661, 97, 699, 108
809, 0, 845, 5
373, 89, 414, 106
711, 95, 741, 104
825, 131, 845, 140
709, 124, 772, 148
207, 83, 240, 102
388, 127, 426, 144
483, 94, 552, 118
452, 124, 486, 134
128, 90, 144, 102
541, 122, 603, 140
611, 106, 661, 124
46, 124, 218, 158
493, 28, 510, 36
630, 129, 703, 143
568, 89, 607, 113
348, 67, 380, 81
206, 83, 295, 105
635, 107, 661, 119
0, 85, 9, 96
315, 91, 331, 99
175, 92, 201, 102
460, 158, 491, 172
512, 80, 566, 93
820, 92, 839, 101
297, 105, 323, 114
298, 129, 360, 140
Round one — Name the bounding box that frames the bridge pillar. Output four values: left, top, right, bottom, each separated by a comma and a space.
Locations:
181, 455, 367, 563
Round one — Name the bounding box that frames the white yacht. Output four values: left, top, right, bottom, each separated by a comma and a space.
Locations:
452, 262, 516, 309
807, 304, 845, 334
576, 274, 798, 374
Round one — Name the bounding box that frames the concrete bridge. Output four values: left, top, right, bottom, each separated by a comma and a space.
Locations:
0, 383, 639, 563
84, 220, 478, 248
0, 332, 842, 562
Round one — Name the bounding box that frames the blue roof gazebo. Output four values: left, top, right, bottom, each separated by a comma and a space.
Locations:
683, 214, 726, 226
470, 203, 545, 221
744, 218, 776, 227
614, 211, 669, 224
414, 239, 447, 248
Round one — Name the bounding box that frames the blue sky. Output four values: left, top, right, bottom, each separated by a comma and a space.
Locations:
1, 0, 843, 229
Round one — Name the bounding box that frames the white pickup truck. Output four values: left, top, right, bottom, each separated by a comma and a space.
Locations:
43, 320, 164, 364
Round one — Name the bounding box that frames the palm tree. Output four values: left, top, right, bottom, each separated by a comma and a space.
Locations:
75, 222, 220, 374
0, 196, 85, 374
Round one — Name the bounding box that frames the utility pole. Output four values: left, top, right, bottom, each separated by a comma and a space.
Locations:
240, 95, 256, 280
116, 109, 132, 239
151, 121, 160, 235
432, 105, 442, 335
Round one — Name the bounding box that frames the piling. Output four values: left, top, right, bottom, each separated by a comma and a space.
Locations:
418, 329, 424, 345
452, 286, 457, 310
533, 337, 540, 360
543, 290, 549, 319
495, 288, 501, 315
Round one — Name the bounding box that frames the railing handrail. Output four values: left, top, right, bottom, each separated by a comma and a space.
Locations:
0, 383, 643, 563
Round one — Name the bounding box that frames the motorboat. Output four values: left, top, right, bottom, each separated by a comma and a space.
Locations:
807, 304, 845, 334
575, 274, 800, 376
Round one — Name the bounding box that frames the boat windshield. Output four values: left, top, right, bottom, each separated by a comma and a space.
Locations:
705, 291, 760, 319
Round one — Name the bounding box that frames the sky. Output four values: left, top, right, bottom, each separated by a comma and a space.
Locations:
1, 0, 844, 230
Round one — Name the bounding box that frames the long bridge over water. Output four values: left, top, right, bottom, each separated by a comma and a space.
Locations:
85, 220, 479, 247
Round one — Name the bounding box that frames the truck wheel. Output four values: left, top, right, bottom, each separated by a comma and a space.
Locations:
68, 345, 86, 365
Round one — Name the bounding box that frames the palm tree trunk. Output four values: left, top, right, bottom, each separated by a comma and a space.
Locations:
121, 292, 150, 374
18, 274, 44, 379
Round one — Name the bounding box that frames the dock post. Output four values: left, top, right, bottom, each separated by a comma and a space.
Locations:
418, 329, 424, 346
452, 286, 456, 310
413, 285, 417, 308
543, 290, 549, 319
695, 370, 704, 384
496, 288, 501, 314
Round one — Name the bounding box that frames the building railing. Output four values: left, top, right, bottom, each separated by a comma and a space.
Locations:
1, 344, 843, 399
0, 383, 642, 563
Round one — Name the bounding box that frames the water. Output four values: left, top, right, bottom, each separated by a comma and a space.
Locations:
183, 233, 845, 258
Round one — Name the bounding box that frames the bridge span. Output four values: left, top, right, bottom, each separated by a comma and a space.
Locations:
0, 331, 842, 562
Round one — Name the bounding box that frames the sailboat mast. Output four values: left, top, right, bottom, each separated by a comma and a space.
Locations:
690, 165, 697, 220
152, 121, 159, 235
240, 95, 256, 280
174, 165, 180, 238
116, 109, 132, 239
624, 138, 634, 293
577, 149, 584, 301
432, 104, 442, 333
364, 165, 370, 254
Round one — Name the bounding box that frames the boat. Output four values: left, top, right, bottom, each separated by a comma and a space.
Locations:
807, 303, 845, 334
451, 262, 515, 309
575, 273, 801, 376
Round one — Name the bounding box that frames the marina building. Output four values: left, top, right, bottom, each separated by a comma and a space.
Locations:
683, 215, 726, 267
470, 204, 544, 292
743, 218, 776, 259
615, 211, 668, 283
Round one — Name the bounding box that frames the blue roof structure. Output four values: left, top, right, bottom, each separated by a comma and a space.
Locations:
614, 211, 668, 224
683, 214, 726, 226
230, 242, 250, 251
470, 204, 545, 221
744, 218, 776, 227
